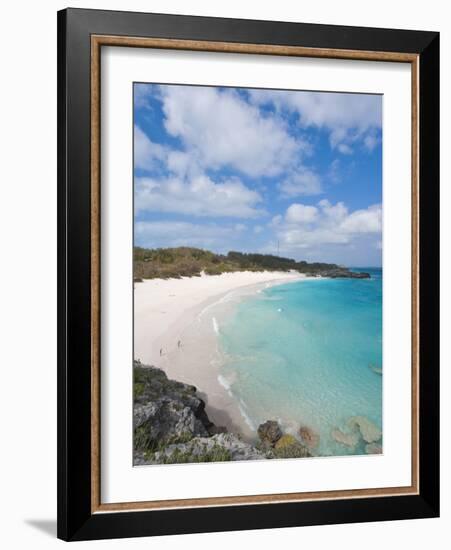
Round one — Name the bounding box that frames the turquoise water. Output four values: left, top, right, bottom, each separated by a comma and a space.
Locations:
219, 269, 382, 456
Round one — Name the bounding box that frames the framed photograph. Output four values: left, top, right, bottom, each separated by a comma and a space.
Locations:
57, 8, 439, 541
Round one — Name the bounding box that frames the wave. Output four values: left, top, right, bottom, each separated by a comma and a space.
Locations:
238, 398, 256, 431
217, 374, 256, 430
217, 374, 232, 392
197, 289, 238, 319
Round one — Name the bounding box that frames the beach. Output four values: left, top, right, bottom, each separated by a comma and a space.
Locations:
134, 270, 308, 440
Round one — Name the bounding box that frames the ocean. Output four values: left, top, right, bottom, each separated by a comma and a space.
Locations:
217, 269, 383, 457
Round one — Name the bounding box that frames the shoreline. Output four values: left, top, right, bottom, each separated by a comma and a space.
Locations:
134, 271, 313, 440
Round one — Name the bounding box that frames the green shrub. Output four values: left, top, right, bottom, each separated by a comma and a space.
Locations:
133, 246, 353, 280
154, 443, 232, 464
133, 382, 145, 399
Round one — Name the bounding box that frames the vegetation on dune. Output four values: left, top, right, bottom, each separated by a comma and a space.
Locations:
133, 246, 367, 280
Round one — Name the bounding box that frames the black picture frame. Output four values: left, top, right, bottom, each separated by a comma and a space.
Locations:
57, 7, 439, 541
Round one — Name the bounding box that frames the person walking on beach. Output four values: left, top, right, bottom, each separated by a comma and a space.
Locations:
159, 347, 163, 357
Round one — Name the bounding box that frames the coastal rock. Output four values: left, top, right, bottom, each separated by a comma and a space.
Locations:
331, 428, 359, 448
348, 416, 382, 443
346, 271, 371, 279
134, 361, 205, 417
365, 443, 383, 455
148, 433, 265, 464
299, 426, 320, 449
369, 364, 383, 375
270, 434, 311, 459
207, 425, 229, 436
319, 268, 370, 279
134, 361, 212, 452
133, 361, 312, 465
134, 399, 210, 451
257, 420, 283, 447
133, 451, 149, 466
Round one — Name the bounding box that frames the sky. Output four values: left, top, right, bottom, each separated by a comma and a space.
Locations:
134, 83, 382, 267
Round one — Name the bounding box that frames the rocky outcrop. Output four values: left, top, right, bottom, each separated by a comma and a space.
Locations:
318, 268, 371, 279
271, 434, 311, 459
134, 361, 268, 465
257, 420, 283, 447
134, 362, 214, 454
365, 443, 383, 455
256, 421, 311, 459
141, 433, 266, 464
134, 362, 383, 465
369, 364, 383, 375
299, 426, 320, 450
134, 400, 209, 451
331, 428, 359, 449
332, 415, 382, 453
348, 416, 382, 443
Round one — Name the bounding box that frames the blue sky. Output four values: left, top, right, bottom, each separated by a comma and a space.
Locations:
134, 83, 382, 267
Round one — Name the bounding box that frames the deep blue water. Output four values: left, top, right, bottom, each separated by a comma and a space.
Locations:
218, 268, 383, 456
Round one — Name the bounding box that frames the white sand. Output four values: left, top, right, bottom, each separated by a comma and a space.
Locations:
134, 271, 308, 440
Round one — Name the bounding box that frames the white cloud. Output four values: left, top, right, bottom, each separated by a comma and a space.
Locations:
249, 89, 381, 154
340, 204, 382, 234
135, 174, 264, 218
253, 225, 264, 234
134, 125, 167, 171
281, 227, 350, 247
273, 200, 382, 250
135, 220, 238, 250
363, 133, 380, 151
135, 114, 267, 219
135, 86, 323, 219
278, 168, 322, 197
165, 150, 196, 178
234, 223, 247, 232
159, 86, 306, 178
337, 143, 353, 155
318, 199, 348, 223
328, 159, 341, 183
269, 214, 283, 227
134, 84, 154, 109
285, 204, 318, 224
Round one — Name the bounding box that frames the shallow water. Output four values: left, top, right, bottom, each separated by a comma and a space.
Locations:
217, 269, 383, 456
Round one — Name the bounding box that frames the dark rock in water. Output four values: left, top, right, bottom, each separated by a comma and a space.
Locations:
319, 268, 370, 279
347, 271, 371, 279
299, 426, 320, 449
348, 416, 382, 443
331, 428, 359, 449
257, 420, 283, 447
269, 434, 311, 459
369, 364, 383, 375
365, 443, 383, 455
